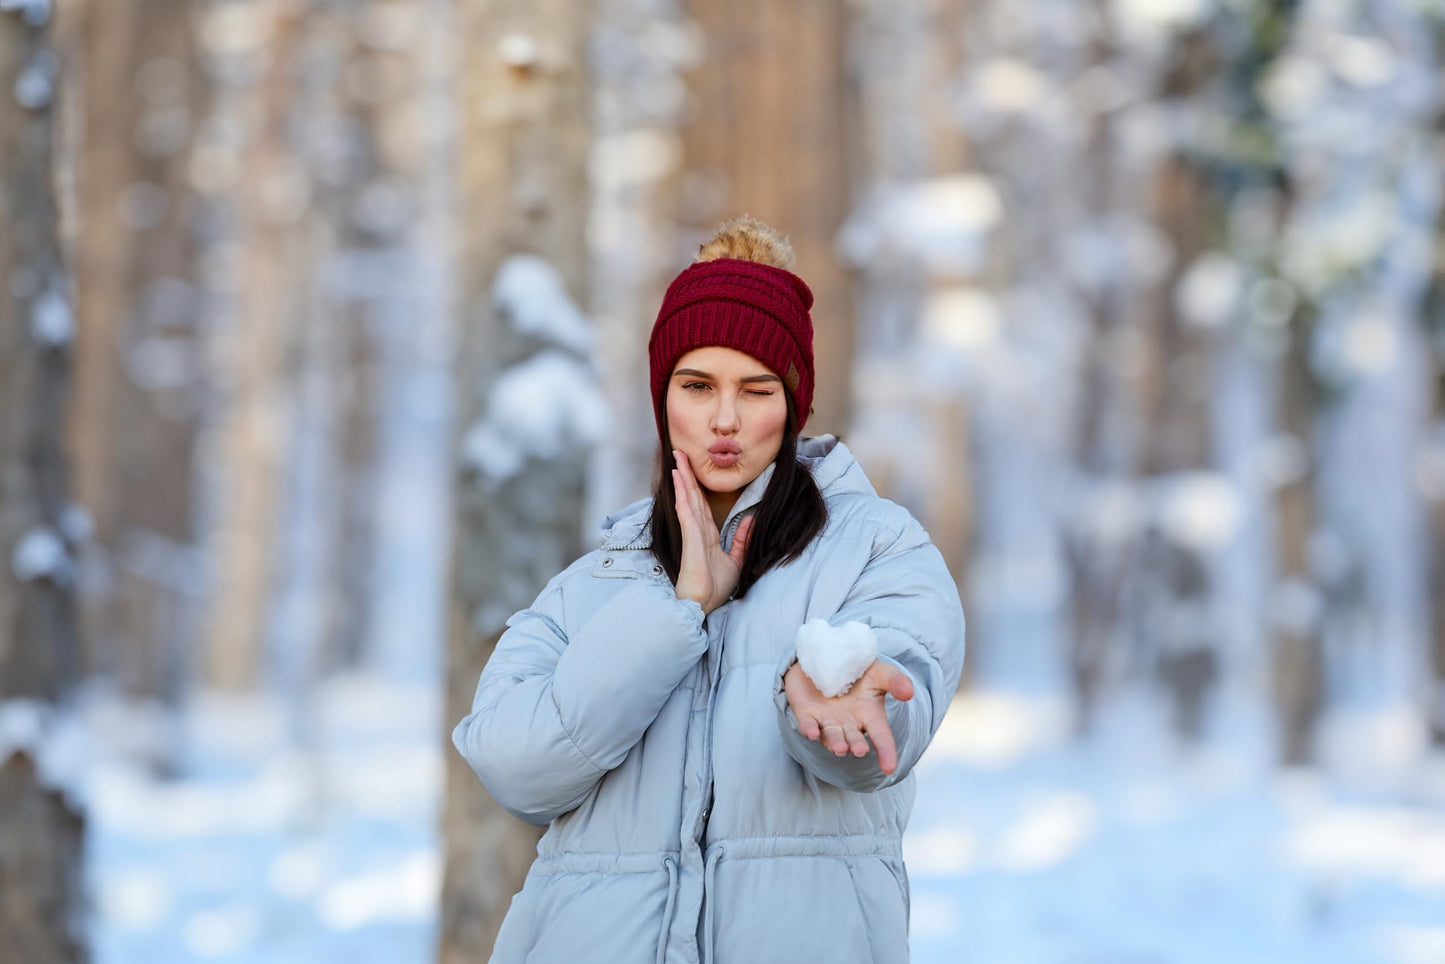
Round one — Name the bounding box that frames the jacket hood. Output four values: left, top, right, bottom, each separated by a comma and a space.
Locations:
598, 434, 876, 550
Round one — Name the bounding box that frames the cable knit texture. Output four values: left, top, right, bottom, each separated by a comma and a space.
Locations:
648, 257, 815, 434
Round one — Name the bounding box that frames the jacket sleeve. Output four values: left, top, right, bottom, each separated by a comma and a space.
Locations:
772, 511, 966, 793
453, 569, 708, 824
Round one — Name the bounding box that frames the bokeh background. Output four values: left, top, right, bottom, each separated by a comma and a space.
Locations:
3, 0, 1445, 961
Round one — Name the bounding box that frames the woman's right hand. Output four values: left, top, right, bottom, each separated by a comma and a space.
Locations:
672, 449, 755, 615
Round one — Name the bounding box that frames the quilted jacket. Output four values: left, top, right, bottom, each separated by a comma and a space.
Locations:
452, 435, 966, 963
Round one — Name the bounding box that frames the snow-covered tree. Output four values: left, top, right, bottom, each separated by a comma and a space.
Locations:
439, 3, 599, 960
0, 2, 87, 958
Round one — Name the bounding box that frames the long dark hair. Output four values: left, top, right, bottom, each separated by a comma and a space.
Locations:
647, 390, 828, 600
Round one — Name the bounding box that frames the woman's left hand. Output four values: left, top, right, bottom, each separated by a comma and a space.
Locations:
783, 659, 915, 775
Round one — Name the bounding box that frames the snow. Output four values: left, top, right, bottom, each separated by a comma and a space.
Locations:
795, 619, 879, 698
58, 674, 1445, 964
0, 0, 51, 28
76, 674, 442, 964
11, 524, 72, 583
13, 47, 57, 110
497, 33, 540, 70
837, 176, 1004, 275
1156, 473, 1243, 554
31, 287, 76, 346
974, 58, 1049, 114
462, 349, 609, 484
920, 287, 1004, 355
907, 689, 1445, 964
492, 255, 593, 354
1176, 253, 1244, 330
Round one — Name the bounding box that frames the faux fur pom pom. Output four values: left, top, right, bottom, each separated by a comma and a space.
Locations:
795, 619, 878, 698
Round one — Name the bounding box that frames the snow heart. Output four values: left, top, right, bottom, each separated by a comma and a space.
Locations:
795, 619, 879, 698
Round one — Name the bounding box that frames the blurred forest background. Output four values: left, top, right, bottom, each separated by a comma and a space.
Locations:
3, 0, 1445, 962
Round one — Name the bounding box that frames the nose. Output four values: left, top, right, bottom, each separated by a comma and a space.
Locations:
710, 392, 739, 433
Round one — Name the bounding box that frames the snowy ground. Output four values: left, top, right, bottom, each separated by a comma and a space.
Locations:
907, 692, 1445, 964
29, 675, 1445, 963
54, 675, 443, 964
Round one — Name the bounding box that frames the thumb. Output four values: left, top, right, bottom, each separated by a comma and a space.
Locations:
887, 666, 915, 703
728, 514, 755, 566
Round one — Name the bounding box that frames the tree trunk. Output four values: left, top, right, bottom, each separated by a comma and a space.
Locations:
196, 0, 306, 692
680, 0, 854, 436
0, 5, 88, 959
585, 0, 695, 521
439, 2, 593, 960
833, 0, 976, 686
67, 0, 205, 701
0, 751, 86, 964
1135, 156, 1223, 739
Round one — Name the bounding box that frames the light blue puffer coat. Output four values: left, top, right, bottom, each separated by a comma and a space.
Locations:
452, 435, 966, 964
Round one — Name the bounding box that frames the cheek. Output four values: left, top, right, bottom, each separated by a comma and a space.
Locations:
666, 398, 708, 445
754, 403, 788, 445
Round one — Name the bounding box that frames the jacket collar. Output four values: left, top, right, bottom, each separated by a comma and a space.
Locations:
598, 434, 874, 550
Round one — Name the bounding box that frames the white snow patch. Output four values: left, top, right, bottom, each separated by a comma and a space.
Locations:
1377, 925, 1445, 964
181, 901, 261, 958
317, 849, 439, 931
904, 826, 979, 877
463, 350, 608, 483
1157, 472, 1242, 552
1176, 253, 1243, 329
493, 254, 593, 354
30, 288, 74, 346
920, 691, 1069, 769
1115, 0, 1213, 35
11, 525, 70, 583
497, 32, 539, 70
1255, 433, 1309, 489
995, 791, 1099, 871
13, 47, 57, 109
1328, 35, 1396, 89
975, 58, 1048, 114
1259, 55, 1329, 121
98, 868, 172, 931
921, 286, 1003, 354
795, 619, 878, 698
268, 843, 327, 900
1341, 312, 1398, 376
0, 699, 46, 757
837, 176, 1003, 275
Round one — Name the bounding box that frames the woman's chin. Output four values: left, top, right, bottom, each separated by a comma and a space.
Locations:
698, 465, 752, 493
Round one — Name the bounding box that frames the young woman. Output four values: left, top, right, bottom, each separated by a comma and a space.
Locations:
453, 216, 966, 964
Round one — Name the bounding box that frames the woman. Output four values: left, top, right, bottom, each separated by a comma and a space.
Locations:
453, 216, 966, 964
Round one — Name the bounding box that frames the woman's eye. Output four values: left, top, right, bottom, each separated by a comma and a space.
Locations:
682, 382, 709, 392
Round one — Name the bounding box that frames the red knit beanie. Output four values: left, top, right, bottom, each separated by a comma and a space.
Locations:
648, 256, 815, 439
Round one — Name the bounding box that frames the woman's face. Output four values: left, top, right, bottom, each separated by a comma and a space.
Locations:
666, 345, 788, 519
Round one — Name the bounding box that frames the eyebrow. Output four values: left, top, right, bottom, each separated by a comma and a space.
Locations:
672, 368, 782, 385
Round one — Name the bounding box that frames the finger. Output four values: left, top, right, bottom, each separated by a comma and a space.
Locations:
867, 660, 915, 703
673, 450, 712, 536
672, 469, 696, 533
843, 721, 869, 758
863, 713, 900, 775
796, 712, 821, 742
888, 669, 914, 703
820, 721, 849, 756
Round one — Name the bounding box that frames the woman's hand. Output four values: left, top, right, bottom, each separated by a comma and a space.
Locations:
672, 449, 755, 615
783, 658, 915, 775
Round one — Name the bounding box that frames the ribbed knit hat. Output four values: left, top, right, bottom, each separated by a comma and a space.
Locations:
648, 249, 815, 440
